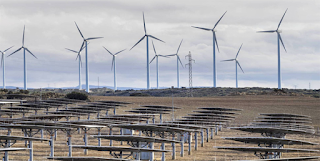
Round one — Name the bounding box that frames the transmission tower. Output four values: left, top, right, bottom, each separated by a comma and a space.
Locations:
185, 51, 195, 97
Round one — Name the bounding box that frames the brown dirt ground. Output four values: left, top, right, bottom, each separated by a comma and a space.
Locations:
3, 95, 320, 161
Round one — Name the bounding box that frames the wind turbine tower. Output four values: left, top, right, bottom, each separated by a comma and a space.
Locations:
221, 44, 244, 88
130, 12, 164, 89
102, 47, 126, 91
168, 40, 184, 88
0, 46, 14, 89
74, 22, 103, 92
258, 9, 288, 89
150, 41, 169, 89
7, 26, 37, 90
65, 44, 87, 90
192, 11, 227, 88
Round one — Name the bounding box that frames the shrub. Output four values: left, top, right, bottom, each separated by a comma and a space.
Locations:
66, 91, 88, 100
129, 92, 151, 97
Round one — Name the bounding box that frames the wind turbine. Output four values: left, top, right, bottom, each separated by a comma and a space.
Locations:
7, 26, 37, 90
221, 44, 244, 88
130, 12, 165, 89
102, 46, 126, 91
74, 22, 103, 92
258, 9, 288, 89
167, 39, 184, 88
192, 11, 227, 88
0, 46, 14, 89
150, 41, 169, 89
65, 43, 87, 90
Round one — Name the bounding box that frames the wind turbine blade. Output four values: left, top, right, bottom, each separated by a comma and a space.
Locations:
149, 35, 165, 43
130, 36, 146, 50
65, 48, 78, 53
213, 32, 220, 52
277, 8, 288, 30
143, 12, 147, 34
103, 46, 114, 56
177, 55, 184, 67
86, 37, 103, 41
191, 26, 211, 31
151, 40, 157, 55
111, 56, 115, 71
235, 43, 243, 59
221, 59, 235, 62
25, 48, 37, 59
213, 11, 227, 29
237, 61, 244, 73
166, 54, 176, 56
7, 47, 22, 57
176, 39, 183, 55
150, 56, 156, 64
74, 22, 84, 39
75, 53, 80, 61
278, 33, 287, 52
4, 46, 14, 52
257, 30, 276, 33
114, 49, 126, 55
22, 25, 25, 46
80, 42, 89, 52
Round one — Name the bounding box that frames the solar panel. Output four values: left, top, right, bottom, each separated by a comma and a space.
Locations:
47, 156, 137, 161
198, 107, 242, 111
222, 137, 318, 145
0, 148, 30, 151
259, 113, 311, 118
229, 126, 315, 135
126, 110, 170, 114
141, 105, 181, 109
72, 145, 170, 153
237, 156, 320, 161
92, 135, 181, 143
214, 146, 319, 153
0, 135, 50, 141
112, 124, 196, 133
193, 110, 238, 115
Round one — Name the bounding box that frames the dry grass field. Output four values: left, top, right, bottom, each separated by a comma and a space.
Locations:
3, 95, 320, 161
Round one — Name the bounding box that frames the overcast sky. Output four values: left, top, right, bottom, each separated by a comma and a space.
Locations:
0, 0, 319, 89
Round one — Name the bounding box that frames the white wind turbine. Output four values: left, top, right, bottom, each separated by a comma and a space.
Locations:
74, 22, 103, 92
130, 12, 165, 89
7, 26, 37, 90
149, 41, 169, 89
221, 44, 244, 88
192, 11, 227, 88
258, 9, 288, 89
0, 46, 14, 89
167, 39, 184, 88
102, 46, 126, 91
65, 43, 87, 90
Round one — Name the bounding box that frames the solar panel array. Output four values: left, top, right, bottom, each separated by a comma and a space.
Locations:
215, 113, 319, 160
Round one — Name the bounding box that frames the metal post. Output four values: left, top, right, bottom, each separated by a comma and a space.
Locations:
161, 142, 165, 161
109, 128, 113, 146
215, 126, 218, 135
29, 140, 33, 161
211, 128, 214, 139
50, 134, 54, 157
181, 135, 184, 157
113, 108, 116, 115
4, 129, 11, 161
120, 128, 123, 145
188, 132, 191, 155
84, 128, 88, 155
160, 114, 163, 124
150, 131, 154, 161
41, 129, 43, 140
98, 128, 101, 146
194, 132, 198, 151
78, 117, 81, 134
68, 134, 72, 157
137, 142, 141, 160
206, 128, 209, 142
200, 129, 204, 147
172, 134, 176, 160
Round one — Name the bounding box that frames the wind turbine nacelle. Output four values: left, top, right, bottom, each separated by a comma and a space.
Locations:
277, 30, 282, 33
213, 29, 217, 32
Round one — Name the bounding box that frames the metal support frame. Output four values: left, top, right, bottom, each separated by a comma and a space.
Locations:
194, 132, 198, 151
200, 129, 204, 147
172, 134, 176, 160
188, 132, 192, 155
